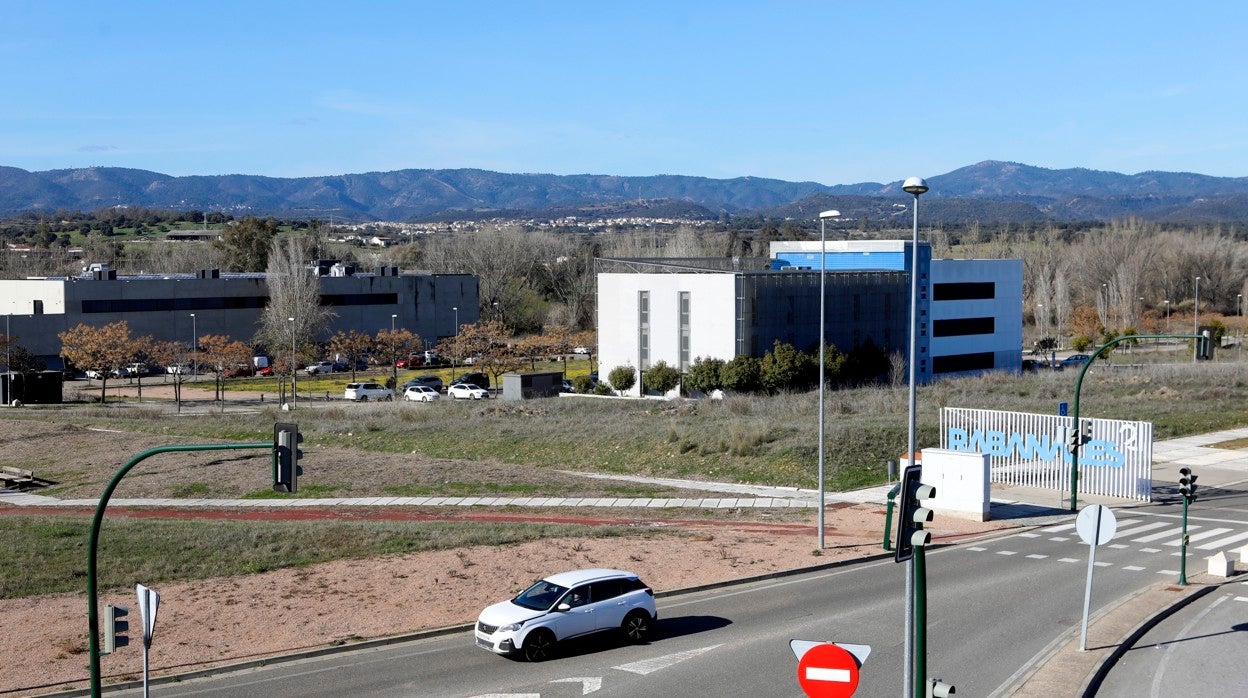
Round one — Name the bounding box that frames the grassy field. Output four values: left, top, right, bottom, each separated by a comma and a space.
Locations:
0, 515, 645, 599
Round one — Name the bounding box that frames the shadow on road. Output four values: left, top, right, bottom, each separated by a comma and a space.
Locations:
543, 614, 732, 661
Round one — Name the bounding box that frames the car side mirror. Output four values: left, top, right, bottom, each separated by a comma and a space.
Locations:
556, 603, 571, 612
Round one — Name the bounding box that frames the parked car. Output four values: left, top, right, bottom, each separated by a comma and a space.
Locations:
1060, 354, 1092, 369
305, 361, 336, 375
448, 383, 488, 400
402, 375, 443, 392
396, 355, 424, 369
127, 363, 152, 376
475, 568, 656, 662
165, 364, 190, 375
224, 364, 255, 378
573, 346, 591, 355
86, 367, 129, 379
403, 385, 441, 402
258, 365, 275, 377
344, 382, 393, 402
561, 379, 575, 393
451, 372, 490, 389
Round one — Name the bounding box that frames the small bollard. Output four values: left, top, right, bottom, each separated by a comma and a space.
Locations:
1239, 544, 1248, 565
1208, 551, 1234, 578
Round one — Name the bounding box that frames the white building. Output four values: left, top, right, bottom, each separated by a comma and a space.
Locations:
595, 241, 1022, 394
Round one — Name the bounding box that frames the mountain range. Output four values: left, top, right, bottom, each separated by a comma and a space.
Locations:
4, 160, 1248, 225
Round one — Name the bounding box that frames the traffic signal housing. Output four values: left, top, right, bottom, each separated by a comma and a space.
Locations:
103, 604, 128, 654
1178, 467, 1198, 502
894, 464, 936, 563
1196, 329, 1214, 361
273, 422, 303, 493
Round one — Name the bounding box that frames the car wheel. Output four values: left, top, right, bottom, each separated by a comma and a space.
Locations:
359, 395, 368, 402
385, 395, 393, 401
523, 629, 556, 662
622, 610, 651, 643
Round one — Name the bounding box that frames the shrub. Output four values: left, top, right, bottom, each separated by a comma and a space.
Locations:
572, 375, 593, 393
760, 341, 815, 391
1071, 335, 1093, 352
721, 355, 761, 392
592, 381, 612, 395
685, 357, 724, 393
607, 365, 636, 393
643, 361, 681, 394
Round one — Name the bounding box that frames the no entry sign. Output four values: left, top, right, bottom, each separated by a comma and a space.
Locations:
796, 642, 860, 697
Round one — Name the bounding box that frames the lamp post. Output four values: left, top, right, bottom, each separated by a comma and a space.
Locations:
816, 209, 840, 550
1193, 277, 1200, 363
391, 314, 398, 388
289, 316, 296, 406
452, 306, 459, 372
902, 175, 928, 698
1239, 294, 1244, 356
1165, 299, 1170, 334
190, 314, 197, 382
1036, 304, 1044, 343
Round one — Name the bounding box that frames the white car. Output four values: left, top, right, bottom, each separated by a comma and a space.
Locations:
475, 568, 657, 662
448, 383, 488, 399
573, 346, 591, 354
343, 382, 393, 402
403, 385, 440, 402
305, 361, 336, 375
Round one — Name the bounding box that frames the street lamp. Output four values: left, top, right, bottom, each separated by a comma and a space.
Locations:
452, 306, 459, 371
816, 208, 840, 550
391, 314, 398, 388
289, 316, 297, 406
1165, 299, 1171, 334
1194, 277, 1200, 363
901, 175, 927, 698
190, 314, 197, 381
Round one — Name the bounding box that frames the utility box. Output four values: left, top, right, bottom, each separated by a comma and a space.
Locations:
913, 447, 991, 521
501, 371, 562, 400
2, 371, 64, 405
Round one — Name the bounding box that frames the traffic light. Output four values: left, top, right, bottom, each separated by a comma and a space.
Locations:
103, 604, 128, 654
927, 677, 956, 697
1179, 467, 1198, 502
1066, 424, 1080, 453
273, 422, 303, 493
894, 464, 936, 563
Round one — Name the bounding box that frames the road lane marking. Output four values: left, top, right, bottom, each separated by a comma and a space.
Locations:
996, 550, 1017, 556
551, 677, 602, 694
1058, 558, 1079, 563
1132, 526, 1194, 543
613, 643, 722, 675
1094, 561, 1112, 567
1165, 527, 1232, 546
1197, 530, 1248, 550
1026, 554, 1048, 559
1235, 597, 1248, 603
968, 546, 987, 551
1113, 521, 1169, 537
1140, 547, 1161, 553
1157, 569, 1179, 575
1049, 536, 1070, 542
1017, 532, 1040, 538
1041, 523, 1076, 533
1123, 566, 1146, 571
1109, 544, 1128, 549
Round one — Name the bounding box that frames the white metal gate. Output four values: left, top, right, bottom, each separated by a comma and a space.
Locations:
939, 407, 1153, 501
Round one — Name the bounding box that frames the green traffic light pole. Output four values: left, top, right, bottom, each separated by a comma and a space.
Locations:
1179, 492, 1191, 585
87, 441, 270, 697
1067, 333, 1205, 512
913, 545, 928, 698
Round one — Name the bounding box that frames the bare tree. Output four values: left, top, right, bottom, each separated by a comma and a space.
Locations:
256, 234, 335, 369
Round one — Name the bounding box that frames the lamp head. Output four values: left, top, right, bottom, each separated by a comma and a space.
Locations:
819, 210, 840, 219
902, 177, 929, 196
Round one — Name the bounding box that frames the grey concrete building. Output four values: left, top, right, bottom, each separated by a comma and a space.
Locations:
0, 265, 478, 360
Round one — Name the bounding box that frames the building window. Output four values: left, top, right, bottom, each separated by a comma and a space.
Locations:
638, 291, 650, 370
934, 352, 995, 373
933, 317, 995, 337
678, 291, 691, 371
933, 282, 995, 301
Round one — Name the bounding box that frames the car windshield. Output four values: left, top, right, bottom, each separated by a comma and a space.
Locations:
512, 579, 568, 611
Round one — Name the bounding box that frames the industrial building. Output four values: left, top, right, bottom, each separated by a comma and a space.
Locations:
0, 264, 478, 362
595, 241, 1022, 395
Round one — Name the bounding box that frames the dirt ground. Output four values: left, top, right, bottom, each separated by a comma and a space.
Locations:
0, 395, 1013, 696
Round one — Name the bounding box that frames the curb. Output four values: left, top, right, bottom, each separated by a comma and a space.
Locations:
1078, 581, 1219, 697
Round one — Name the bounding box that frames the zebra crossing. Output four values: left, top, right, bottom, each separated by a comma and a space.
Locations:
1036, 514, 1248, 552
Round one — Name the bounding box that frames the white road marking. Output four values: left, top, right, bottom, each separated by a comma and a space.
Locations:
469, 694, 540, 698
1017, 532, 1040, 538
1197, 530, 1248, 551
1109, 544, 1129, 549
996, 550, 1017, 556
1165, 527, 1232, 546
613, 643, 723, 676
551, 677, 602, 694
1123, 566, 1146, 571
967, 546, 987, 552
1157, 569, 1179, 575
1058, 558, 1079, 563
1094, 561, 1112, 567
1026, 554, 1048, 559
1114, 521, 1169, 537
1049, 536, 1070, 542
1140, 547, 1161, 553
1133, 526, 1195, 543
1235, 597, 1248, 603
1041, 523, 1076, 533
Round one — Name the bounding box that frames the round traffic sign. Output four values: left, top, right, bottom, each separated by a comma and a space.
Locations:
1075, 504, 1117, 546
797, 642, 860, 698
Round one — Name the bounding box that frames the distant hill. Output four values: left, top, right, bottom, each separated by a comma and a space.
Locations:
4, 160, 1248, 224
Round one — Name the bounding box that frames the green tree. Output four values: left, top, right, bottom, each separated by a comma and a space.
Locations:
720, 355, 761, 392
684, 357, 724, 393
215, 216, 279, 272
643, 361, 681, 394
760, 341, 815, 392
608, 365, 636, 394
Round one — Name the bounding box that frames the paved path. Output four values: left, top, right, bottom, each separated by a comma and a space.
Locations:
3, 428, 1246, 512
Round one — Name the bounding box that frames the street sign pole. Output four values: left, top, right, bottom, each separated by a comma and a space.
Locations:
1076, 504, 1118, 651
136, 584, 159, 698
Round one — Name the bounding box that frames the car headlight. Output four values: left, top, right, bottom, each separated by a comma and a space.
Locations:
499, 621, 525, 633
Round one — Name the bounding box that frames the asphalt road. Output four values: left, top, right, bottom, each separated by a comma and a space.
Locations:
101, 484, 1248, 698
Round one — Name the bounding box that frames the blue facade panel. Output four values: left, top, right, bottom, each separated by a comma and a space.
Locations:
776, 251, 906, 271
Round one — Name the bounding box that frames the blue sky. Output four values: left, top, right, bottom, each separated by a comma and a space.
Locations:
0, 1, 1239, 185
